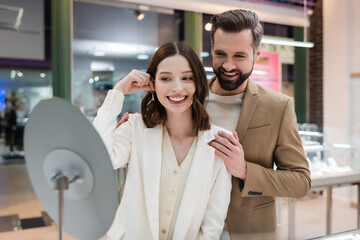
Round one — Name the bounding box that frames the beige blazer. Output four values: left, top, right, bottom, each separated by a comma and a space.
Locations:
209, 79, 311, 240
93, 90, 232, 240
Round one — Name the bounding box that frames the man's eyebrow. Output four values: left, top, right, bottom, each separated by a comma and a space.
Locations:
213, 49, 248, 56
234, 51, 248, 56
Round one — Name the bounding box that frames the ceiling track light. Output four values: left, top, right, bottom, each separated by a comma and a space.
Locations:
261, 37, 314, 48
135, 9, 145, 21
261, 0, 314, 49
204, 23, 212, 31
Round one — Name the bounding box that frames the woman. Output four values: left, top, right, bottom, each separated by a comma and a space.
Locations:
93, 42, 231, 240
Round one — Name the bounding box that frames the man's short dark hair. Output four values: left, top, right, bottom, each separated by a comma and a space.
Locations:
210, 9, 264, 53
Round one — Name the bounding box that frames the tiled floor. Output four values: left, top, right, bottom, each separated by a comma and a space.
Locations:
0, 164, 45, 219
0, 138, 76, 239
0, 138, 358, 239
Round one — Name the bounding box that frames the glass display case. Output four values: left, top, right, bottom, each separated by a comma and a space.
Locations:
350, 73, 360, 173
286, 124, 359, 240
298, 124, 354, 178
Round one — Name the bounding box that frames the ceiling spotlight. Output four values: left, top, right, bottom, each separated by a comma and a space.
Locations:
200, 52, 210, 57
93, 51, 106, 57
10, 70, 16, 79
137, 54, 149, 60
204, 23, 212, 31
135, 10, 145, 21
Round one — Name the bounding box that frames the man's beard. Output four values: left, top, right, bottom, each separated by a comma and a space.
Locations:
213, 66, 253, 91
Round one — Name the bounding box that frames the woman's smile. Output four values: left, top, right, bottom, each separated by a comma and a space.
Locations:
167, 95, 188, 104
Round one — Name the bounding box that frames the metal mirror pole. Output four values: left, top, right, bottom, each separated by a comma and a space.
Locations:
52, 172, 79, 240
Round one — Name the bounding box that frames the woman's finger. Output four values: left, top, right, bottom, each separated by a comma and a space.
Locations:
132, 71, 148, 87
114, 70, 152, 94
141, 85, 152, 91
137, 72, 152, 88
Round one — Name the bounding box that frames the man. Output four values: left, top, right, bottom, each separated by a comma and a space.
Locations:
207, 9, 311, 239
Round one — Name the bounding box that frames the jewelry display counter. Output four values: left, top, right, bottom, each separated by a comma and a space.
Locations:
287, 128, 357, 239
309, 228, 360, 239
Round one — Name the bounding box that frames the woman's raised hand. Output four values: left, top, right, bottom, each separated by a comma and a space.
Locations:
114, 69, 154, 94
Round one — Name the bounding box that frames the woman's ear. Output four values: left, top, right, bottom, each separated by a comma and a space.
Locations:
149, 80, 155, 91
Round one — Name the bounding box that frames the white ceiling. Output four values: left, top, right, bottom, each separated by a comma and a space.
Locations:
111, 0, 311, 27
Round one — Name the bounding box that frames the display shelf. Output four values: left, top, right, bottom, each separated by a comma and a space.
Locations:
308, 228, 360, 239
311, 170, 360, 189
299, 129, 354, 178
286, 128, 357, 240
288, 170, 360, 240
350, 73, 360, 173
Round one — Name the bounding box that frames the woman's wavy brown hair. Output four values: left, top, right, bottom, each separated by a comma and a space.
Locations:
141, 42, 210, 132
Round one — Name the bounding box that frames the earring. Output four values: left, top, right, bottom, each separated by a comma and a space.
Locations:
147, 91, 155, 106
151, 91, 155, 101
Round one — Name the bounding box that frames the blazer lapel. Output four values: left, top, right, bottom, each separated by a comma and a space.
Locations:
235, 80, 259, 142
173, 130, 215, 240
143, 125, 163, 240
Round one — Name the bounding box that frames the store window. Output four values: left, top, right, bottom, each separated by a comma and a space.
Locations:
72, 2, 181, 119
0, 0, 53, 233
0, 0, 52, 159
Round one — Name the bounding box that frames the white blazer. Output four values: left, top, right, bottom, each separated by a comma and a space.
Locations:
93, 90, 232, 240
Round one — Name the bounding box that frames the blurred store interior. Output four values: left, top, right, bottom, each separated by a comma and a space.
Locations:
0, 0, 360, 239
